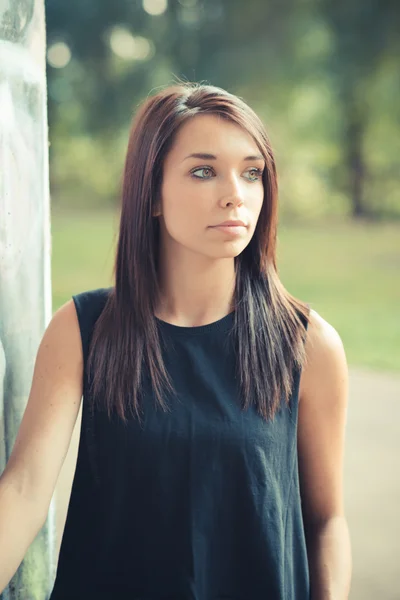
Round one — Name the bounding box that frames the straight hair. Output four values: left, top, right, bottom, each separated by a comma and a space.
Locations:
87, 81, 310, 424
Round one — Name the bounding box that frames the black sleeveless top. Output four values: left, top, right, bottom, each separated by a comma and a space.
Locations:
49, 287, 310, 600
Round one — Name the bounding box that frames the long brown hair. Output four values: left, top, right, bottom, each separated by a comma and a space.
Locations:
87, 81, 310, 423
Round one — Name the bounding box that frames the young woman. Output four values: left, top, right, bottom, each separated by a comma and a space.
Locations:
0, 82, 351, 599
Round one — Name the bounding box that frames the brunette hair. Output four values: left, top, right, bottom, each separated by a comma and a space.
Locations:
87, 81, 310, 423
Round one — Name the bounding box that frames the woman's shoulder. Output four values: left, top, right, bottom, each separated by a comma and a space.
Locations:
306, 309, 344, 354
71, 286, 114, 329
72, 286, 114, 305
300, 308, 347, 399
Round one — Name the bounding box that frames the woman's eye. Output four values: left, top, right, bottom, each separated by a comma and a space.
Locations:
191, 167, 214, 179
190, 167, 263, 181
245, 168, 263, 182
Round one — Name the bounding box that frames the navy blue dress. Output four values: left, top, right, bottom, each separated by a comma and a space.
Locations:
49, 287, 310, 599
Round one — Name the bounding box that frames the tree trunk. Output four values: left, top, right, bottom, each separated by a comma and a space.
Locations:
344, 103, 368, 219
0, 0, 55, 598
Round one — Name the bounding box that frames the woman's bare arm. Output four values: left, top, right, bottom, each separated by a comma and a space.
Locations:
0, 299, 84, 592
298, 309, 352, 600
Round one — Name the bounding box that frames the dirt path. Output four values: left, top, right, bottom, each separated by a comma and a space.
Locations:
54, 368, 400, 599
343, 368, 400, 600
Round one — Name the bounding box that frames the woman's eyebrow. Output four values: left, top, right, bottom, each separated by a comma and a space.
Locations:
182, 152, 265, 162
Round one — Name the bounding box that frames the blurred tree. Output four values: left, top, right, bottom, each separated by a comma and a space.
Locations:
45, 0, 305, 204
45, 0, 299, 132
44, 0, 400, 218
317, 0, 400, 217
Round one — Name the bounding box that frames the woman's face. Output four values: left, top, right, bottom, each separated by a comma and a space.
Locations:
157, 113, 265, 261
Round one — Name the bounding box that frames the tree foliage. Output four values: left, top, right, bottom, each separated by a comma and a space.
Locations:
45, 0, 400, 218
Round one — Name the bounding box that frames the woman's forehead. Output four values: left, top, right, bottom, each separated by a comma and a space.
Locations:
167, 115, 260, 163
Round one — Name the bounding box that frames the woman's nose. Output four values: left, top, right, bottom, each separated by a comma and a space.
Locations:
223, 195, 243, 208
220, 176, 245, 207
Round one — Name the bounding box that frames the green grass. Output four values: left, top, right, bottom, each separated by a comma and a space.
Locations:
278, 219, 399, 372
51, 209, 400, 373
51, 208, 117, 308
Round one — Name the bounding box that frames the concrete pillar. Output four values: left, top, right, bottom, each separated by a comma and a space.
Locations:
0, 0, 54, 598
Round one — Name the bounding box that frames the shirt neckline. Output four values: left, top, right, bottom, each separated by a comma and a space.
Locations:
155, 310, 235, 336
